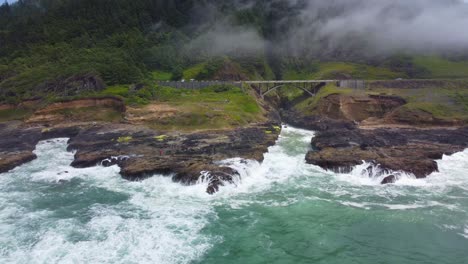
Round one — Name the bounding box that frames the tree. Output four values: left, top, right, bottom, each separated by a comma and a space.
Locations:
171, 66, 183, 81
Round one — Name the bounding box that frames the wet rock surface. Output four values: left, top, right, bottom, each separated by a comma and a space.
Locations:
279, 90, 468, 180
0, 122, 41, 173
281, 110, 357, 131
0, 121, 280, 193
306, 126, 468, 178
381, 175, 397, 184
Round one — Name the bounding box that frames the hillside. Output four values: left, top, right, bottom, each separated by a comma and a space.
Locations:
1, 0, 468, 105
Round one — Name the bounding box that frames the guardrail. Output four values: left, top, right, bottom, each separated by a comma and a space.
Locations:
157, 79, 367, 91
157, 81, 242, 90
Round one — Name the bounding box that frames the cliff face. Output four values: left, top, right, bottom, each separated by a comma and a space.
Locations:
284, 92, 466, 129
311, 94, 408, 123
306, 127, 468, 179
280, 83, 468, 181
0, 93, 280, 194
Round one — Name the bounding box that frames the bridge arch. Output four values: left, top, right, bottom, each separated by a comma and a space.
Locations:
261, 82, 326, 97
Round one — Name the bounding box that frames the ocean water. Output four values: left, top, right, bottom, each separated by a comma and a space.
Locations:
1, 127, 467, 264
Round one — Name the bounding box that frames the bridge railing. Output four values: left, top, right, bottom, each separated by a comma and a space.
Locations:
157, 81, 242, 90
338, 80, 366, 89
157, 80, 367, 91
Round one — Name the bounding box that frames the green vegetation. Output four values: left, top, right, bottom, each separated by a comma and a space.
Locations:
367, 80, 468, 121
51, 106, 124, 123
101, 85, 131, 98
183, 63, 208, 80
283, 62, 402, 80
1, 0, 467, 106
117, 136, 133, 143
143, 84, 264, 130
154, 135, 168, 141
1, 0, 468, 127
0, 108, 34, 122
151, 71, 173, 81
403, 103, 462, 119
414, 56, 468, 79
293, 84, 354, 114
99, 85, 158, 106
182, 58, 228, 80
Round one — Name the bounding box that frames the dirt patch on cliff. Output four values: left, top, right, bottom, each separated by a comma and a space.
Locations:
0, 104, 15, 111
34, 97, 125, 114
27, 97, 125, 124
126, 104, 179, 124
313, 94, 406, 122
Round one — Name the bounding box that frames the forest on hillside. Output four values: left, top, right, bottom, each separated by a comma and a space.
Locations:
1, 0, 468, 103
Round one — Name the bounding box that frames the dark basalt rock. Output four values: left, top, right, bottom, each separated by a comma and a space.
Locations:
381, 175, 397, 184
306, 127, 468, 178
0, 117, 280, 194
281, 110, 356, 132
0, 122, 42, 173
0, 151, 37, 174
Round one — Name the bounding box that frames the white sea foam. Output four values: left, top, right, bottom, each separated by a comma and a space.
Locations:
0, 138, 214, 264
1, 128, 468, 263
212, 126, 315, 196
213, 127, 468, 215
460, 226, 468, 239
332, 149, 468, 189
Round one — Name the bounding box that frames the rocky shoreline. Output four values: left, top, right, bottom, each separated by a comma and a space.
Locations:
281, 91, 468, 182
305, 126, 468, 179
0, 120, 280, 194
2, 86, 468, 191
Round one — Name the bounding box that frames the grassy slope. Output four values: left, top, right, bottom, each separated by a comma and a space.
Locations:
284, 62, 403, 80
183, 63, 207, 80
284, 80, 468, 123
148, 85, 264, 131
102, 84, 264, 131
292, 84, 354, 115
0, 84, 265, 130
3, 55, 468, 126
151, 71, 172, 81
0, 108, 34, 122
281, 59, 468, 122
414, 56, 468, 79
367, 81, 468, 121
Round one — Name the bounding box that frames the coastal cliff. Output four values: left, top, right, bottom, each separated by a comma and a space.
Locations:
279, 80, 468, 180
0, 87, 281, 194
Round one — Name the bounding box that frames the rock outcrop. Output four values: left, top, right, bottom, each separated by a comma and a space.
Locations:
27, 97, 125, 124
306, 126, 468, 178
0, 121, 280, 194
280, 89, 468, 180
0, 122, 41, 173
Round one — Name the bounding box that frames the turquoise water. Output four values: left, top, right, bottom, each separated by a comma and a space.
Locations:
1, 127, 468, 263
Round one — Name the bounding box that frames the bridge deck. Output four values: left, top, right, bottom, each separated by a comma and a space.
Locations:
157, 79, 366, 91
241, 80, 337, 84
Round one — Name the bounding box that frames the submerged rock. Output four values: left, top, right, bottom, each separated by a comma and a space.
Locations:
381, 175, 397, 184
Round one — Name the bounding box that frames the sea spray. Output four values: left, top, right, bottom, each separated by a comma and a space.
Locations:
1, 129, 468, 264
0, 139, 214, 264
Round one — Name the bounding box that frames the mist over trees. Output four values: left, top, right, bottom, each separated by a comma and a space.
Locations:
1, 0, 468, 96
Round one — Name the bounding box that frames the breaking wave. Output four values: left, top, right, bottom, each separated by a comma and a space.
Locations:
1, 127, 467, 263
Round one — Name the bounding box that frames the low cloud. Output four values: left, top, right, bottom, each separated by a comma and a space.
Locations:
187, 0, 468, 58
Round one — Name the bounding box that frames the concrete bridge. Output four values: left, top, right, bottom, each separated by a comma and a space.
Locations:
157, 80, 366, 97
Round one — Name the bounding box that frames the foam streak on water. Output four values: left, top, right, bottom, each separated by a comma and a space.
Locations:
0, 139, 214, 264
1, 127, 468, 264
